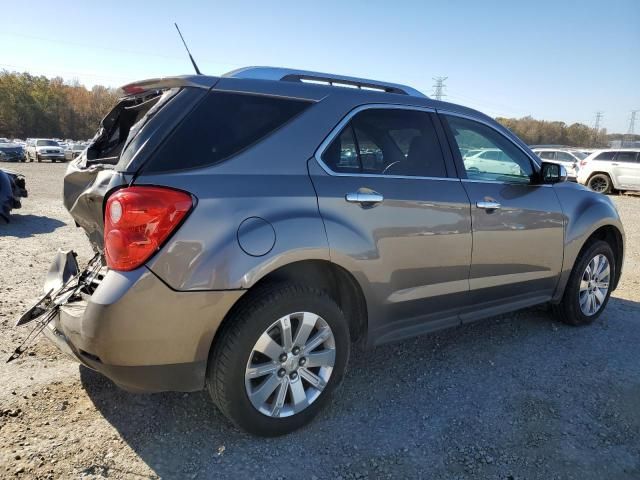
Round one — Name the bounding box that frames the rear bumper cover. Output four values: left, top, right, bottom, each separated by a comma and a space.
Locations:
43, 323, 208, 392
42, 264, 244, 392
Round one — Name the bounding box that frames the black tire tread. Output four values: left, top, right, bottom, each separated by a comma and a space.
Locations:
207, 282, 340, 429
552, 239, 614, 326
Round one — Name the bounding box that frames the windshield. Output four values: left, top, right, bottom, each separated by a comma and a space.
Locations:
36, 140, 60, 147
71, 143, 85, 150
571, 151, 587, 160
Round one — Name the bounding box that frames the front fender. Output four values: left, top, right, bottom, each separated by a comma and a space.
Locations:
552, 183, 625, 302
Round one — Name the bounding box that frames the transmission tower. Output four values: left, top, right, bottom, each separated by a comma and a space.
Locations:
593, 111, 603, 144
432, 76, 448, 101
623, 110, 638, 147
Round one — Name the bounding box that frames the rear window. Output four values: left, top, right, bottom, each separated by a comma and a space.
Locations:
145, 91, 311, 172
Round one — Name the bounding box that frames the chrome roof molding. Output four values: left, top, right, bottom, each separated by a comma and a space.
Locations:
223, 66, 427, 98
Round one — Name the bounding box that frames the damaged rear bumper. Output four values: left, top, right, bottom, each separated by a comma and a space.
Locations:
40, 253, 244, 393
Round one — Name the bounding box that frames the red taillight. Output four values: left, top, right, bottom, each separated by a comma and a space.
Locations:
122, 84, 147, 95
104, 186, 193, 271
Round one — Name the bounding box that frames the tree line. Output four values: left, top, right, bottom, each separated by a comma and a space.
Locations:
0, 70, 633, 147
0, 71, 120, 140
496, 116, 613, 148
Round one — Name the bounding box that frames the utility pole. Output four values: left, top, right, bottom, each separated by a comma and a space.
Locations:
593, 111, 603, 146
623, 110, 638, 147
432, 76, 447, 101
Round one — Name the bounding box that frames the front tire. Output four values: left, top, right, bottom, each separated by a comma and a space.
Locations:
207, 283, 350, 436
553, 240, 615, 326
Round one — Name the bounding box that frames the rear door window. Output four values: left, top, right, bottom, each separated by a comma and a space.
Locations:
614, 151, 638, 163
322, 108, 448, 178
145, 91, 312, 172
538, 151, 556, 160
594, 151, 615, 161
322, 127, 360, 173
556, 151, 575, 162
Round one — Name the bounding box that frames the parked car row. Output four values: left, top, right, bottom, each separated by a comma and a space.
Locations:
523, 146, 640, 194
0, 138, 90, 163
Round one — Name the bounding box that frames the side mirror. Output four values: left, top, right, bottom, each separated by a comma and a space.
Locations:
541, 162, 567, 184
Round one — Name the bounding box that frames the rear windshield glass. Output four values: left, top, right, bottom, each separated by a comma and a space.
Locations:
144, 91, 311, 173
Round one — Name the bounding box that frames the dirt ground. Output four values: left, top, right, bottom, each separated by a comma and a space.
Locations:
1, 162, 639, 479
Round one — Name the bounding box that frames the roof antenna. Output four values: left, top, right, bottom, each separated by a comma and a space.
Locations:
174, 23, 202, 75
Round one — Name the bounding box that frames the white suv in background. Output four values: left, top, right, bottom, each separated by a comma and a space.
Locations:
531, 148, 586, 181
577, 149, 640, 193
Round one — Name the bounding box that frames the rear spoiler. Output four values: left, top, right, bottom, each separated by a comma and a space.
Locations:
120, 75, 219, 95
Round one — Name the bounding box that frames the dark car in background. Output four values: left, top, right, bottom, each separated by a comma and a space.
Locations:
0, 168, 27, 222
0, 143, 25, 162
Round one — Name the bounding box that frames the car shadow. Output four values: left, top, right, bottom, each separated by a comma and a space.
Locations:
0, 214, 66, 237
80, 297, 640, 479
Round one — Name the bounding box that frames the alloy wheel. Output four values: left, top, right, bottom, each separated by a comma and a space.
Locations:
589, 177, 608, 193
579, 254, 610, 316
245, 312, 336, 418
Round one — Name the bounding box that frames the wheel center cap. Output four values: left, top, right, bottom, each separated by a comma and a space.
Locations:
284, 354, 298, 372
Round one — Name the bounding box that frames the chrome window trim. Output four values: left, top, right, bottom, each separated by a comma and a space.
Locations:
314, 103, 457, 181
437, 109, 542, 169
461, 178, 552, 187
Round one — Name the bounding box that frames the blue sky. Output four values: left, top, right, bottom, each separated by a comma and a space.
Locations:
3, 0, 639, 132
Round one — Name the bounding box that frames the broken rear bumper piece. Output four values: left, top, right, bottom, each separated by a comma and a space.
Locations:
37, 250, 244, 393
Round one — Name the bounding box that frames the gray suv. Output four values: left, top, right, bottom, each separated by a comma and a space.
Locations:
21, 67, 624, 436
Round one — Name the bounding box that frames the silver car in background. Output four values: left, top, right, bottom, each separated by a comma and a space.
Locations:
21, 67, 624, 436
25, 138, 65, 162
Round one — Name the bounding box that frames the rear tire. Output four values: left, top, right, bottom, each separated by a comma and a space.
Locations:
587, 173, 612, 194
207, 282, 350, 436
553, 240, 615, 326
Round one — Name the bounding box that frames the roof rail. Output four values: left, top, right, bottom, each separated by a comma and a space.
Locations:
223, 67, 427, 98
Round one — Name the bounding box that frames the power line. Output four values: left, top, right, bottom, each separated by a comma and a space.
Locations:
623, 110, 638, 147
628, 110, 638, 134
432, 76, 447, 101
593, 111, 603, 143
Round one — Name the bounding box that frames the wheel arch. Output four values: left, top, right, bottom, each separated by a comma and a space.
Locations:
553, 219, 624, 302
587, 171, 618, 190
552, 185, 625, 302
581, 224, 624, 290
207, 259, 369, 368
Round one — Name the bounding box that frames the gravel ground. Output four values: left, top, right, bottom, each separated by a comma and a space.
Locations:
1, 162, 639, 479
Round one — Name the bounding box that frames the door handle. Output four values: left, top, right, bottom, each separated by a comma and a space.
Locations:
611, 163, 619, 166
476, 201, 501, 210
345, 191, 384, 205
